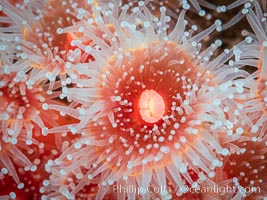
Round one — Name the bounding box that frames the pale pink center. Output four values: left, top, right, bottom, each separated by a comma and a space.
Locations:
138, 89, 165, 123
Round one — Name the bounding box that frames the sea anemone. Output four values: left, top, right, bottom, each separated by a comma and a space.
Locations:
0, 70, 63, 199
0, 133, 60, 199
224, 1, 267, 135
0, 70, 62, 145
198, 132, 267, 200
244, 1, 267, 132
0, 0, 95, 86
0, 95, 77, 199
0, 60, 62, 194
40, 2, 253, 199
192, 14, 267, 194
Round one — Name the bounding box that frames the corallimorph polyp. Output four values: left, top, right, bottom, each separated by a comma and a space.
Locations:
42, 4, 251, 199
0, 0, 94, 84
222, 138, 267, 199
0, 71, 61, 191
243, 1, 267, 133
198, 134, 267, 200
0, 72, 60, 144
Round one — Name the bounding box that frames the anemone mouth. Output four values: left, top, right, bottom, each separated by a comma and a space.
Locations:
138, 89, 166, 124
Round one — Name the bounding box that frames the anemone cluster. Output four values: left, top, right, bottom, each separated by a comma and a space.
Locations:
0, 0, 267, 199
